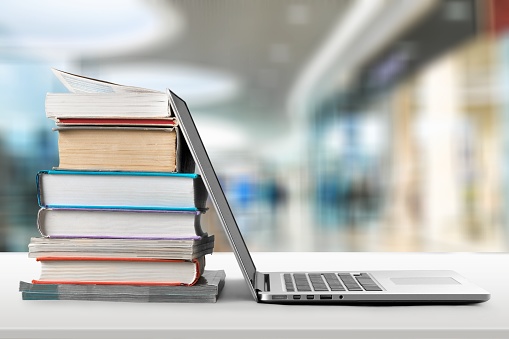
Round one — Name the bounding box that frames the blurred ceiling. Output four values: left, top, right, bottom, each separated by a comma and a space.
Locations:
0, 0, 435, 158
89, 0, 352, 135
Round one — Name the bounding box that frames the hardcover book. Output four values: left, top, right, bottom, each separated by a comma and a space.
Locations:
37, 208, 205, 239
36, 170, 208, 211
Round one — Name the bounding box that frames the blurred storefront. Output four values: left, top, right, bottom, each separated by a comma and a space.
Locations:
306, 0, 509, 251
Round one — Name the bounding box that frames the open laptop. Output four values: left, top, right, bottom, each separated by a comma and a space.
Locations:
169, 90, 490, 304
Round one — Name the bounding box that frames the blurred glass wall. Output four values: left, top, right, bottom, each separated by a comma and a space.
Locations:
1, 0, 508, 252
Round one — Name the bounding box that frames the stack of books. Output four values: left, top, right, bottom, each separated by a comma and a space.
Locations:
20, 69, 225, 303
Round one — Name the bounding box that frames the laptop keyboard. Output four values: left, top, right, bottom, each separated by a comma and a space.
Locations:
284, 273, 382, 292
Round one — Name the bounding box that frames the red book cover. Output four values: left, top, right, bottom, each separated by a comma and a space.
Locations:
57, 118, 177, 126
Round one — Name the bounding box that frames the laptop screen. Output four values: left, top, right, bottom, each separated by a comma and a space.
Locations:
169, 90, 258, 291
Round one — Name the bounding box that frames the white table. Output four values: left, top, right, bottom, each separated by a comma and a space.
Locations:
1, 251, 507, 338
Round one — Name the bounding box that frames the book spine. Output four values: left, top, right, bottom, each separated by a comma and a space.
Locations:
36, 172, 45, 207
36, 209, 47, 237
193, 177, 208, 210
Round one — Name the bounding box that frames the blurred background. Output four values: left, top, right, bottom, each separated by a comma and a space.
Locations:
1, 0, 508, 252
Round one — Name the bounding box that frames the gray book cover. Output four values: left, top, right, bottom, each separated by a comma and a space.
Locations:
20, 270, 225, 303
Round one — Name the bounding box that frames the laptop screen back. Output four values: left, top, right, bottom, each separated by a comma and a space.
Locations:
169, 90, 258, 294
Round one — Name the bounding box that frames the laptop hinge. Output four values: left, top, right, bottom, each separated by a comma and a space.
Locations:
255, 272, 269, 292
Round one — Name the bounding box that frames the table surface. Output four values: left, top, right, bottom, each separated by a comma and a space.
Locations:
1, 251, 507, 339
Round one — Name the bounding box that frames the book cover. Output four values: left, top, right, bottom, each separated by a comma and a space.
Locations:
20, 292, 220, 303
36, 170, 208, 211
28, 235, 215, 260
56, 118, 177, 126
51, 68, 161, 94
37, 208, 206, 239
45, 92, 172, 119
20, 270, 226, 303
33, 256, 205, 286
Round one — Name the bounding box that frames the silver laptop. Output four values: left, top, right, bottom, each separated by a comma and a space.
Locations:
169, 90, 490, 304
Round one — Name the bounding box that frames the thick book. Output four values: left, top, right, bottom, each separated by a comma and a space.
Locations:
19, 270, 226, 303
55, 126, 193, 172
37, 208, 205, 239
28, 236, 215, 260
36, 170, 208, 211
32, 256, 205, 286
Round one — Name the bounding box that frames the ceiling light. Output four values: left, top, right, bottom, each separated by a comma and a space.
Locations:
94, 63, 241, 107
0, 0, 183, 58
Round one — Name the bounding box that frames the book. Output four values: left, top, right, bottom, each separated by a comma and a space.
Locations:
55, 126, 193, 172
36, 170, 208, 211
21, 293, 220, 303
46, 92, 172, 120
32, 256, 205, 286
19, 270, 226, 303
37, 208, 205, 239
46, 69, 173, 121
28, 236, 215, 260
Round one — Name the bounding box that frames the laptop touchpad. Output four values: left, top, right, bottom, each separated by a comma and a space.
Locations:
391, 277, 460, 285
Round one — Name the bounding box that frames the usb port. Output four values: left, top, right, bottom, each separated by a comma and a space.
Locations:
272, 295, 287, 300
306, 295, 314, 300
293, 295, 301, 300
320, 295, 333, 300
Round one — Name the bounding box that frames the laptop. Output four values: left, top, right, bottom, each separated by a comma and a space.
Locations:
169, 90, 490, 304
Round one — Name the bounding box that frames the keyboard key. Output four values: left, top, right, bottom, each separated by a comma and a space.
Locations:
338, 274, 363, 291
323, 273, 345, 291
293, 273, 312, 291
330, 286, 346, 291
283, 274, 295, 291
308, 274, 320, 282
362, 285, 382, 291
355, 274, 382, 291
293, 273, 307, 281
308, 274, 329, 291
312, 285, 328, 291
323, 273, 346, 291
323, 273, 340, 283
293, 273, 312, 292
296, 285, 312, 292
